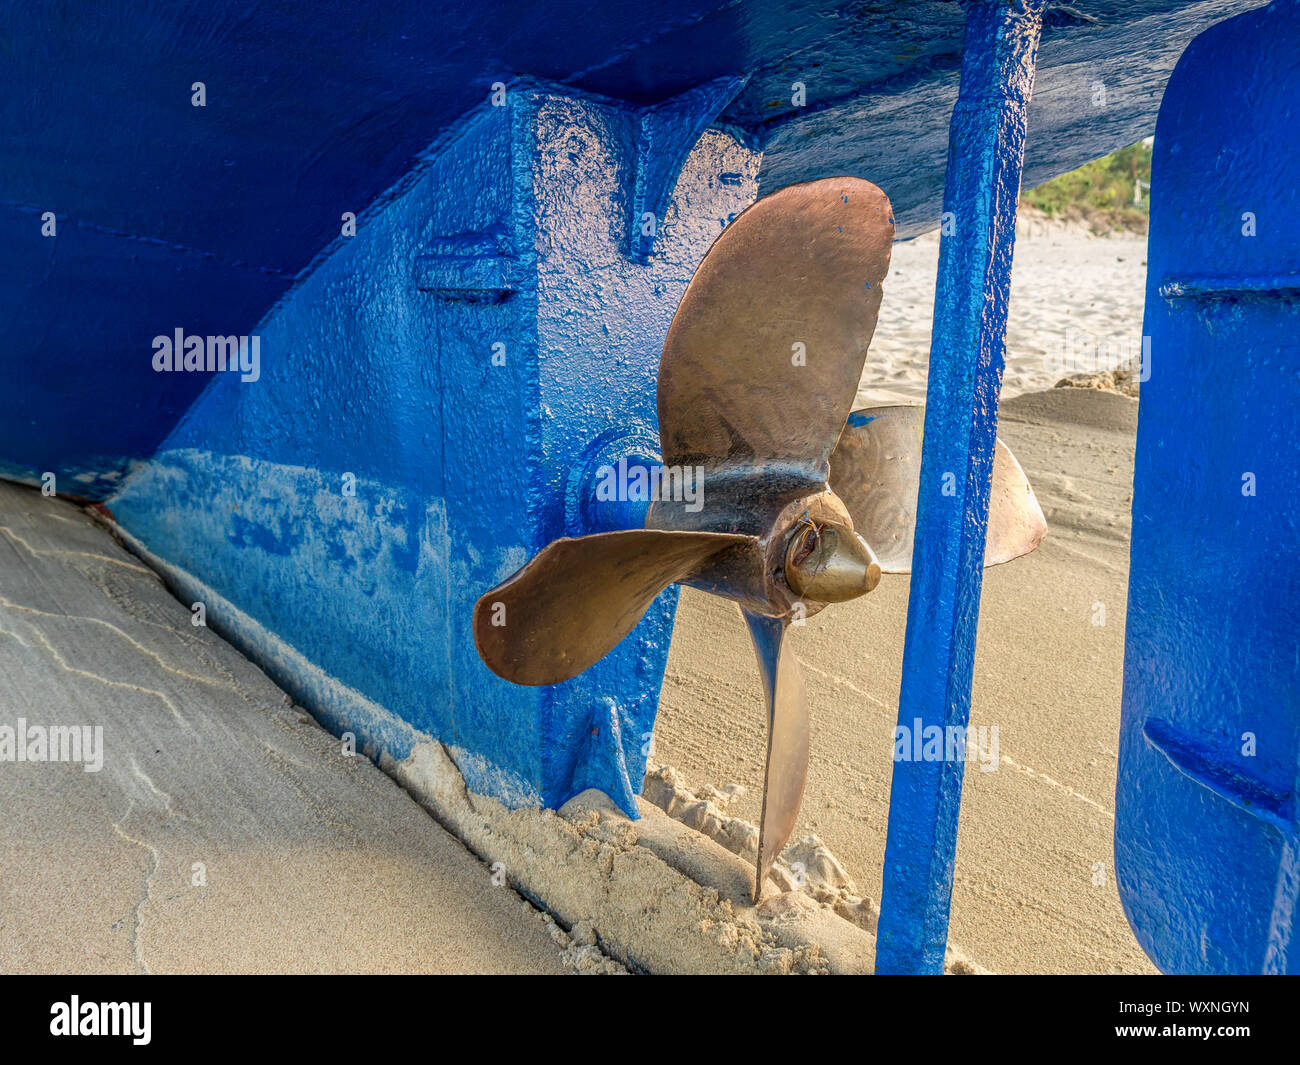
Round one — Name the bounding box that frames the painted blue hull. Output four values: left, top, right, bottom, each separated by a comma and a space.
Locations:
2, 1, 1258, 495
3, 0, 1287, 975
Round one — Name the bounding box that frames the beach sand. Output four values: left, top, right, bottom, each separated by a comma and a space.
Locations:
652, 216, 1157, 973
0, 483, 582, 975
858, 210, 1149, 406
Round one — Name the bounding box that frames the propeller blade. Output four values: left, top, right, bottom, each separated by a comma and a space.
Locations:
828, 405, 1047, 572
474, 530, 753, 686
743, 609, 810, 903
658, 177, 894, 479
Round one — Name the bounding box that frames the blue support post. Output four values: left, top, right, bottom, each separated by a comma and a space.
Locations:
875, 0, 1046, 974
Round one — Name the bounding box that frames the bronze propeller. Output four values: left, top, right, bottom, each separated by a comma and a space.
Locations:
473, 176, 1046, 902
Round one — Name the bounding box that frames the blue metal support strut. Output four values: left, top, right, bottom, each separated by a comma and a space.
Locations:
875, 0, 1046, 974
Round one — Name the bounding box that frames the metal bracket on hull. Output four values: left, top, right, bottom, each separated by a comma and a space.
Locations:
415, 232, 518, 302
625, 75, 749, 262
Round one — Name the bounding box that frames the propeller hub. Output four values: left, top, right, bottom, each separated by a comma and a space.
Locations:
783, 520, 881, 603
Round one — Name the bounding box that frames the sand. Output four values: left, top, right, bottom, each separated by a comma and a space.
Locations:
652, 217, 1157, 973
0, 482, 577, 974
858, 210, 1149, 407
0, 478, 959, 975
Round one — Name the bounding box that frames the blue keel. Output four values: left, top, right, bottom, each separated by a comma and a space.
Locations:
108, 82, 761, 813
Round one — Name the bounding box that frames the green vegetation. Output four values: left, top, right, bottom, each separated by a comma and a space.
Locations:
1021, 139, 1152, 233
